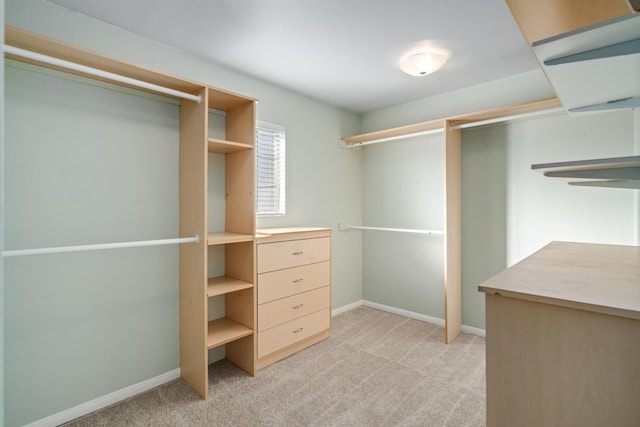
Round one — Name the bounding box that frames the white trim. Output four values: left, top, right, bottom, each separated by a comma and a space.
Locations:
332, 299, 365, 316
332, 300, 486, 338
461, 324, 486, 338
24, 369, 180, 427
362, 300, 445, 328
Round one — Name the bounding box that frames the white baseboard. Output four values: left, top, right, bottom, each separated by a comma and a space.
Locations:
333, 300, 486, 338
332, 299, 364, 316
27, 302, 484, 426
25, 368, 181, 427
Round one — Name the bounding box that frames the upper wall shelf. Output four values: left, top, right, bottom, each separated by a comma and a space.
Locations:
532, 155, 640, 189
531, 13, 640, 114
341, 97, 563, 146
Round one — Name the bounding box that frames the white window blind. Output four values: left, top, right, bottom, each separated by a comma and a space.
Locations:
256, 121, 286, 216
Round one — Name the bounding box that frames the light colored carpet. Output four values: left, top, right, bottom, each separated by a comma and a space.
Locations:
66, 307, 486, 426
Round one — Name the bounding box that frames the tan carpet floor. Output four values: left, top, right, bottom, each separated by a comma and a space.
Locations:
66, 306, 486, 426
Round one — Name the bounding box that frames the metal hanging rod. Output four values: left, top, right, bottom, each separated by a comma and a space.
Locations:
3, 45, 202, 103
343, 106, 565, 148
340, 224, 444, 235
345, 128, 444, 148
2, 235, 200, 258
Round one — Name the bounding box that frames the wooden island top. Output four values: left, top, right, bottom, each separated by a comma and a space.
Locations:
478, 241, 640, 320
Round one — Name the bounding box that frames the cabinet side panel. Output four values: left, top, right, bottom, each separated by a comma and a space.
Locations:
444, 122, 461, 343
226, 101, 256, 146
226, 241, 254, 283
486, 294, 640, 426
225, 149, 255, 234
505, 0, 632, 44
179, 88, 209, 399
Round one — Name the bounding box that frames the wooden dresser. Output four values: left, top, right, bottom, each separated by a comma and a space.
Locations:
479, 241, 640, 427
255, 227, 332, 369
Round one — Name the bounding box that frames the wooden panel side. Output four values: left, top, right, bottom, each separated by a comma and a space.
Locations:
225, 100, 256, 146
225, 149, 255, 235
505, 0, 633, 44
444, 122, 462, 344
179, 88, 209, 399
486, 294, 640, 426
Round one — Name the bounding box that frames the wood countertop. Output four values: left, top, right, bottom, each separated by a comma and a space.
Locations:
478, 241, 640, 320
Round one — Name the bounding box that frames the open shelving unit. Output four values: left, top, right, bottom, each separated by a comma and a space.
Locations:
4, 25, 258, 400
180, 85, 257, 399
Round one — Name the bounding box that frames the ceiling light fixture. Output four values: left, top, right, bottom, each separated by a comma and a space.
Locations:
399, 51, 447, 77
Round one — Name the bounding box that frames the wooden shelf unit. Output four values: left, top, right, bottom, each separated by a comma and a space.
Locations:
207, 276, 254, 297
4, 24, 259, 400
180, 83, 257, 399
208, 138, 254, 154
207, 318, 254, 349
207, 232, 255, 245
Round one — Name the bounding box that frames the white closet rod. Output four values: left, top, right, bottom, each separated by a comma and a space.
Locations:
343, 225, 444, 235
2, 235, 200, 258
3, 45, 202, 103
344, 106, 565, 148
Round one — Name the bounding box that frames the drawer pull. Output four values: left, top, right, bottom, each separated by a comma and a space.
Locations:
293, 327, 304, 334
292, 304, 304, 309
292, 278, 304, 283
292, 251, 304, 255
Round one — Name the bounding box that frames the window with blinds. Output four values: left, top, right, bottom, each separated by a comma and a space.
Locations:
256, 121, 286, 216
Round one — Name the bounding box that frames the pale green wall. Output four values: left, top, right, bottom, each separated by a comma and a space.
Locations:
4, 0, 640, 426
4, 1, 361, 426
1, 1, 6, 425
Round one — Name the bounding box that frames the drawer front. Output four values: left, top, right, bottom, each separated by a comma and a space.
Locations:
258, 286, 330, 332
258, 260, 330, 304
257, 237, 330, 273
258, 308, 330, 358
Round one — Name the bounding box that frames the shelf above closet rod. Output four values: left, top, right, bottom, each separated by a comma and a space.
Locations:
2, 235, 199, 257
339, 224, 444, 235
3, 44, 202, 103
341, 97, 562, 147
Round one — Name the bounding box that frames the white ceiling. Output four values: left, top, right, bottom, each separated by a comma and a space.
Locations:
47, 0, 539, 114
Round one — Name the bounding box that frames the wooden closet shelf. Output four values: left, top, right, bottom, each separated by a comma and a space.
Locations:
206, 232, 254, 245
207, 276, 254, 297
207, 318, 253, 349
207, 138, 253, 154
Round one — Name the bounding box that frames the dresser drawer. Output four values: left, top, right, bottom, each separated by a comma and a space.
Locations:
258, 286, 330, 332
257, 237, 330, 273
258, 260, 330, 304
258, 308, 330, 358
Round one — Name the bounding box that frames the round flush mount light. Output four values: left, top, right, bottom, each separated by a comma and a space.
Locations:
399, 51, 447, 77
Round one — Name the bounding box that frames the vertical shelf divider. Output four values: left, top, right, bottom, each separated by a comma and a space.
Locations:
179, 86, 209, 399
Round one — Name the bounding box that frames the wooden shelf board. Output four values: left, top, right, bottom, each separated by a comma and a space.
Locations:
342, 119, 443, 145
341, 97, 562, 145
207, 138, 253, 154
206, 232, 254, 245
207, 318, 253, 349
5, 25, 204, 98
207, 87, 257, 111
207, 276, 254, 297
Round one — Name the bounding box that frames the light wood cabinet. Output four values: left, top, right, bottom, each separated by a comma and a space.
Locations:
505, 0, 637, 44
255, 227, 332, 369
180, 86, 257, 399
479, 241, 640, 426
